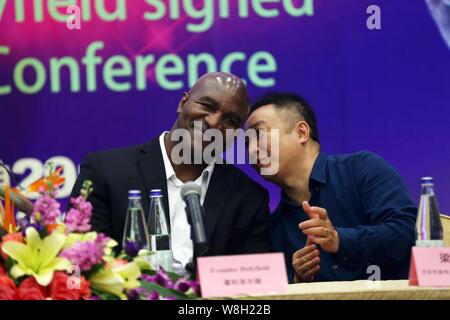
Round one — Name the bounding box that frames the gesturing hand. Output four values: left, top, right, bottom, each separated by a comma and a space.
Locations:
292, 236, 320, 283
299, 201, 340, 253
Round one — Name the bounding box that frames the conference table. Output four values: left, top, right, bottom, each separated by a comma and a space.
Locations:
234, 215, 450, 300
235, 280, 450, 300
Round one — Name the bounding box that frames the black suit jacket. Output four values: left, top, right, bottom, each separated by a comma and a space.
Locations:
70, 137, 271, 256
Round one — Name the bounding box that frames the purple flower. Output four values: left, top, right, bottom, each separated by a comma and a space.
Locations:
188, 281, 201, 296
17, 219, 43, 236
173, 278, 201, 296
32, 192, 61, 225
25, 223, 43, 235
140, 273, 154, 283
141, 269, 174, 289
17, 218, 28, 231
140, 270, 200, 300
60, 233, 109, 271
65, 196, 93, 233
127, 288, 147, 300
174, 279, 191, 293
148, 291, 160, 300
124, 240, 140, 258
155, 272, 174, 289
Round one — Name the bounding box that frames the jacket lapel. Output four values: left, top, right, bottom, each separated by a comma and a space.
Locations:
137, 138, 171, 232
203, 164, 234, 242
137, 138, 234, 240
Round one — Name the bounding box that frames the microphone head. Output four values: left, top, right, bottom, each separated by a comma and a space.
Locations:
180, 181, 201, 199
0, 185, 34, 215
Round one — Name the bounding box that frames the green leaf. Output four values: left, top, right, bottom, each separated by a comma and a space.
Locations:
88, 263, 105, 276
166, 271, 183, 281
91, 288, 120, 300
141, 269, 156, 276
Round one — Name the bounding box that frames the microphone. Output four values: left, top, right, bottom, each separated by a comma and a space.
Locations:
0, 186, 33, 215
180, 181, 209, 277
0, 160, 32, 215
180, 182, 207, 244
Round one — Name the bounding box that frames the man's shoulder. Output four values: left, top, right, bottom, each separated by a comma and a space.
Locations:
88, 144, 142, 159
326, 151, 401, 183
327, 150, 382, 165
269, 204, 283, 222
83, 139, 157, 164
325, 151, 391, 173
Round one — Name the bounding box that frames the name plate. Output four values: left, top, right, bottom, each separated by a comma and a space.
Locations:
409, 247, 450, 287
197, 253, 288, 298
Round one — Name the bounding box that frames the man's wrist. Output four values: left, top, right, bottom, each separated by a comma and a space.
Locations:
293, 272, 314, 283
331, 229, 340, 253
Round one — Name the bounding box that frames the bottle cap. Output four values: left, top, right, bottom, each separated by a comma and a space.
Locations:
150, 189, 163, 197
128, 190, 141, 198
421, 177, 434, 184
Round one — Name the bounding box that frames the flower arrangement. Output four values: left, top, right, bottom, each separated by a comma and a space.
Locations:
0, 164, 199, 300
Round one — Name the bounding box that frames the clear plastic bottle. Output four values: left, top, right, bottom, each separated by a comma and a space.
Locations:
415, 177, 444, 247
148, 189, 173, 272
122, 190, 149, 253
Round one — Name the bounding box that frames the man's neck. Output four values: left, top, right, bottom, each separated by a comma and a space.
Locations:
280, 144, 320, 206
164, 131, 206, 183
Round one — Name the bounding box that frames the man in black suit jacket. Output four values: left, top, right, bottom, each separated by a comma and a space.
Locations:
70, 72, 271, 273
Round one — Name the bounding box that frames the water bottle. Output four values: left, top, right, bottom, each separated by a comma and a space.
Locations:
122, 190, 149, 253
415, 177, 444, 247
148, 189, 173, 272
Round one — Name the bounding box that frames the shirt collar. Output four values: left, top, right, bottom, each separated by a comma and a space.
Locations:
309, 152, 327, 185
159, 131, 215, 183
279, 152, 327, 209
159, 132, 176, 181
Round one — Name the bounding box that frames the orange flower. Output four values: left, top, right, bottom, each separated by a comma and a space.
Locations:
105, 259, 128, 270
2, 232, 23, 244
2, 185, 16, 232
47, 224, 62, 234
27, 166, 65, 193
1, 232, 24, 261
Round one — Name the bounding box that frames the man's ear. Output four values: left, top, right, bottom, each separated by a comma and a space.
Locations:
295, 120, 310, 144
177, 92, 189, 113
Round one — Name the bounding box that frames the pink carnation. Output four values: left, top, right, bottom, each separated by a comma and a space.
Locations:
60, 234, 109, 271
32, 191, 61, 225
65, 196, 93, 232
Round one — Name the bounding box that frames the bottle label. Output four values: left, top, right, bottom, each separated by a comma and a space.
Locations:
415, 240, 444, 247
152, 250, 173, 272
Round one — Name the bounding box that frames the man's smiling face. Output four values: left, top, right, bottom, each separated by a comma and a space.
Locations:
175, 73, 250, 157
245, 104, 298, 181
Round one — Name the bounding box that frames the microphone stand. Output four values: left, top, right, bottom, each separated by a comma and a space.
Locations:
184, 206, 209, 280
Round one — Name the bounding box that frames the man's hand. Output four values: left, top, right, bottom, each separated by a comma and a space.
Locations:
292, 236, 320, 283
299, 201, 340, 253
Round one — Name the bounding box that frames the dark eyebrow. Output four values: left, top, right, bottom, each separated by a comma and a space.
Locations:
196, 96, 243, 125
249, 121, 268, 129
196, 96, 219, 105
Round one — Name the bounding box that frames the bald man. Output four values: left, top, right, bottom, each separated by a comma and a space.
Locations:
70, 72, 271, 274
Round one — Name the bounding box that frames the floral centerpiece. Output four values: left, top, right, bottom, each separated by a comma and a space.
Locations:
0, 164, 199, 300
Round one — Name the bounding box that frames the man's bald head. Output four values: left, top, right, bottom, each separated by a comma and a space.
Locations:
189, 72, 250, 114
189, 72, 250, 108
